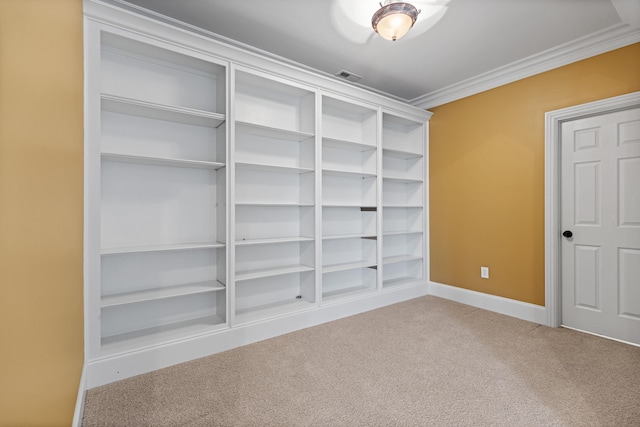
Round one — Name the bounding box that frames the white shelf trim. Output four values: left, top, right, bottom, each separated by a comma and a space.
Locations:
235, 201, 314, 207
101, 280, 225, 308
322, 260, 376, 274
235, 264, 315, 281
234, 299, 315, 325
101, 315, 226, 354
383, 254, 422, 265
382, 230, 423, 236
382, 204, 423, 209
236, 161, 314, 174
382, 148, 423, 159
322, 204, 377, 209
101, 152, 225, 169
322, 168, 377, 178
102, 93, 225, 127
383, 277, 421, 288
235, 236, 314, 246
322, 285, 377, 301
101, 242, 225, 255
382, 175, 423, 184
322, 137, 376, 152
322, 233, 377, 240
235, 120, 314, 142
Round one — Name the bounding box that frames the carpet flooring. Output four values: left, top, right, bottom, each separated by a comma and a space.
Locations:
83, 296, 640, 426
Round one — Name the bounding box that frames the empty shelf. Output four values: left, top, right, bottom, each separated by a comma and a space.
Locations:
102, 153, 225, 169
235, 264, 314, 281
102, 93, 225, 127
323, 260, 376, 274
102, 242, 225, 255
101, 281, 225, 308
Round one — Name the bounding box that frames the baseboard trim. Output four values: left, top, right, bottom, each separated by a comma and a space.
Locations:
428, 281, 547, 325
560, 325, 640, 348
72, 363, 86, 427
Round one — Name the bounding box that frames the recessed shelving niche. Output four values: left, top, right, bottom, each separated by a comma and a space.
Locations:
233, 68, 316, 324
85, 6, 429, 388
95, 29, 228, 351
381, 113, 425, 289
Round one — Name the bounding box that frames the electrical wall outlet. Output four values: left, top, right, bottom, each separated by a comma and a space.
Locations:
481, 266, 489, 279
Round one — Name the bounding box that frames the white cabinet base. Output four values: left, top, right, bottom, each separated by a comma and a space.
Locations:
86, 281, 428, 388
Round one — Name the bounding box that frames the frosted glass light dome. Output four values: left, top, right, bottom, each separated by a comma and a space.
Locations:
372, 2, 420, 41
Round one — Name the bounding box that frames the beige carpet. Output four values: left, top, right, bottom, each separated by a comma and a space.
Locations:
83, 296, 640, 426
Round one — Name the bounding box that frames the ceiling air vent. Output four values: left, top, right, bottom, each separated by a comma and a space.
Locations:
335, 70, 362, 82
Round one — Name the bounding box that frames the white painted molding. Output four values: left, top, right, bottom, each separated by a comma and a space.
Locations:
544, 91, 640, 328
411, 23, 640, 109
428, 281, 547, 325
611, 0, 640, 28
72, 363, 86, 427
92, 0, 640, 111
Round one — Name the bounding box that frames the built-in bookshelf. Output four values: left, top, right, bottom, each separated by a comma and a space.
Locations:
321, 95, 379, 300
95, 32, 228, 353
382, 113, 425, 288
233, 69, 316, 323
85, 3, 430, 388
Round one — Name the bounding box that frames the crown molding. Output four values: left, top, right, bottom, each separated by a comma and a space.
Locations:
410, 23, 640, 110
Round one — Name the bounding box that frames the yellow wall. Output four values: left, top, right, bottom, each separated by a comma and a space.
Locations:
0, 0, 84, 425
430, 43, 640, 306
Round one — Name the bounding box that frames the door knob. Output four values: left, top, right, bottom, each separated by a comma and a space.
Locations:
562, 230, 573, 238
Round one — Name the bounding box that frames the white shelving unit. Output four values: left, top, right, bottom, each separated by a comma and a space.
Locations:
233, 68, 316, 323
92, 31, 229, 354
382, 113, 426, 288
84, 1, 430, 388
321, 95, 379, 301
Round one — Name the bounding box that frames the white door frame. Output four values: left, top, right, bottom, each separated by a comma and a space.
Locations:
544, 91, 640, 327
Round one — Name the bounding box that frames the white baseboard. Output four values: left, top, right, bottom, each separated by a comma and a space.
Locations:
428, 281, 547, 325
72, 363, 86, 427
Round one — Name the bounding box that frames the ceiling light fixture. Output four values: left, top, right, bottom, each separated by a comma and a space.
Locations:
372, 1, 421, 41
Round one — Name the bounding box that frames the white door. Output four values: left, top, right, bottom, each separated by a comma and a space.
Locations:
561, 107, 640, 345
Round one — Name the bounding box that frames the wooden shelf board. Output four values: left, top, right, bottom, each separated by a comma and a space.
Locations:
235, 264, 314, 281
382, 148, 423, 159
383, 255, 423, 265
101, 314, 226, 354
236, 162, 314, 174
322, 260, 376, 274
235, 236, 314, 246
101, 281, 225, 308
235, 299, 315, 325
235, 121, 314, 142
101, 242, 225, 255
101, 153, 225, 170
102, 94, 225, 128
322, 137, 376, 152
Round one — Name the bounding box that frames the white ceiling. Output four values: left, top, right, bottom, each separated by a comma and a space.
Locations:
113, 0, 639, 107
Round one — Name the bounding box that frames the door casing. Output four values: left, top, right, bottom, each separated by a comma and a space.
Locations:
544, 91, 640, 329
